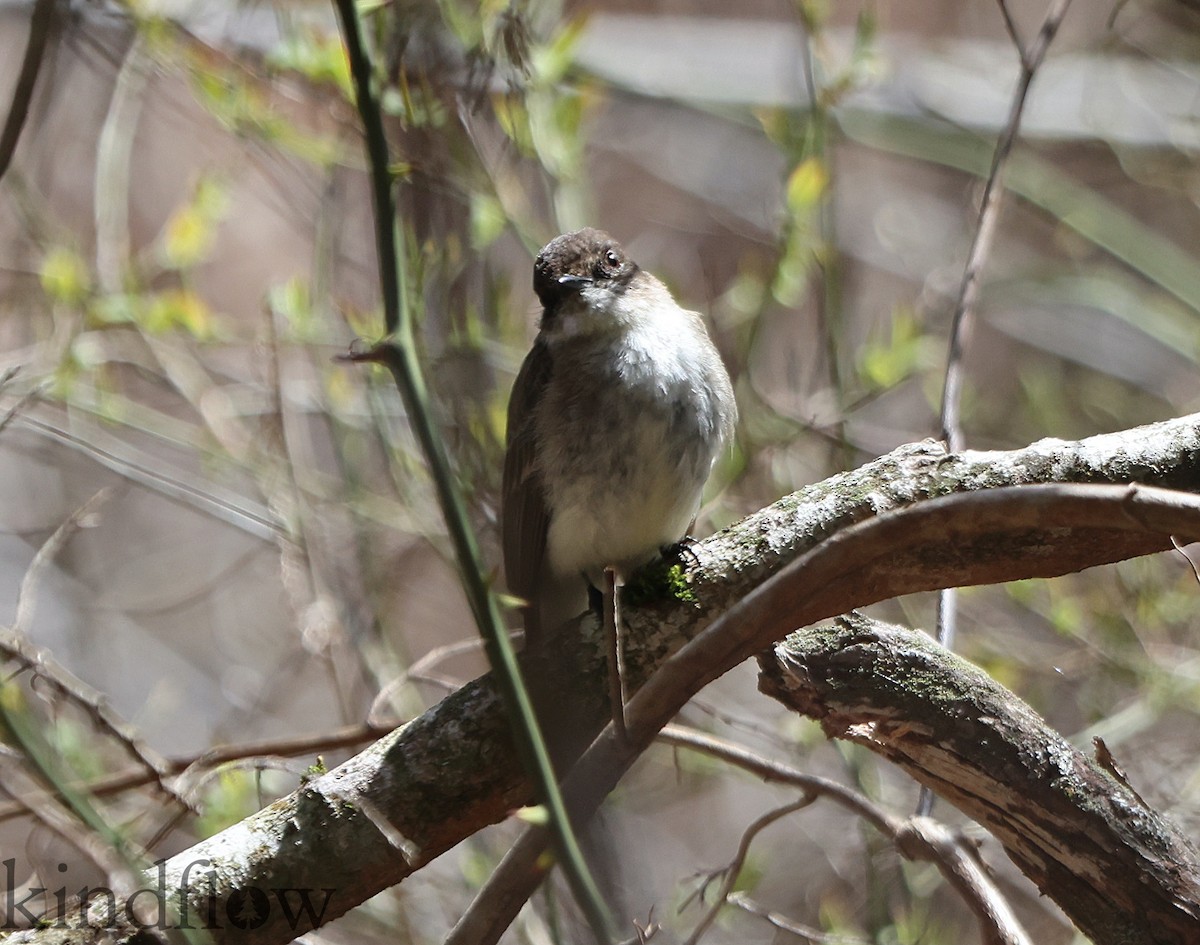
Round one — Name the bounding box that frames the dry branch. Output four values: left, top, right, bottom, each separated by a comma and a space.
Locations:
658, 727, 1031, 945
5, 412, 1200, 945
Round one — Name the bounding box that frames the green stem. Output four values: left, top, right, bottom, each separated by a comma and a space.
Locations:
330, 4, 615, 940
336, 1, 400, 338
0, 684, 209, 945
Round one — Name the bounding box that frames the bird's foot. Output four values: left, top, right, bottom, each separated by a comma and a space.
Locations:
661, 535, 701, 570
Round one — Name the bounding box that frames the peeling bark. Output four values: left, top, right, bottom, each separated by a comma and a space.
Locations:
759, 613, 1200, 945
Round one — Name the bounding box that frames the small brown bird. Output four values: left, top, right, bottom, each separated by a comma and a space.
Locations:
502, 228, 737, 646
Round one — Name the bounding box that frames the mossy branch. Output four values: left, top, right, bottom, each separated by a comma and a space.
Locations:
759, 612, 1200, 943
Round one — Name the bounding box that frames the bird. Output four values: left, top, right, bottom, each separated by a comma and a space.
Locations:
502, 228, 737, 648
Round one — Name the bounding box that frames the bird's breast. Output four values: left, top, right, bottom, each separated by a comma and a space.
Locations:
535, 323, 726, 580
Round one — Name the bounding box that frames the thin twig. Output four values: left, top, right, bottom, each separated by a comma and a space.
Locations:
94, 35, 150, 295
369, 638, 486, 720
16, 411, 283, 541
1171, 536, 1200, 585
896, 818, 1032, 945
0, 778, 141, 923
996, 0, 1024, 55
658, 726, 901, 835
13, 490, 111, 636
0, 0, 56, 184
0, 380, 43, 436
0, 625, 190, 817
330, 1, 614, 935
729, 893, 870, 945
5, 490, 190, 815
680, 797, 817, 945
0, 719, 393, 825
939, 0, 1072, 450
604, 568, 627, 742
331, 10, 399, 339
661, 725, 1030, 945
795, 11, 849, 468
928, 0, 1073, 817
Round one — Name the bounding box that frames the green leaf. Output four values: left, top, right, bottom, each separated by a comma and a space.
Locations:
160, 177, 229, 269
786, 158, 828, 212
270, 276, 323, 341
268, 28, 353, 98
140, 289, 215, 337
40, 247, 91, 304
532, 15, 588, 85
493, 94, 534, 154
515, 804, 550, 825
195, 770, 258, 838
162, 207, 214, 268
89, 292, 139, 326
470, 193, 508, 249
857, 308, 924, 390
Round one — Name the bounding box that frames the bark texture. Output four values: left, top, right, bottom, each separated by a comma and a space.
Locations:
760, 613, 1200, 945
6, 413, 1200, 945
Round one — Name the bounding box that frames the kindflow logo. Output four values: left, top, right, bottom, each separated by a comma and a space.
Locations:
2, 859, 335, 932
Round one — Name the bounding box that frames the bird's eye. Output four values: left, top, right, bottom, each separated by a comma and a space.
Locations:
605, 249, 621, 268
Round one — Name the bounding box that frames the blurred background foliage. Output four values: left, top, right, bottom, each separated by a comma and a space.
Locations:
2, 0, 1200, 942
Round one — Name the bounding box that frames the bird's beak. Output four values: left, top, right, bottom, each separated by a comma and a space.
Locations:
556, 274, 593, 289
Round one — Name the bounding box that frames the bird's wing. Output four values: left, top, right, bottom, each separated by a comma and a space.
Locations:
502, 337, 552, 642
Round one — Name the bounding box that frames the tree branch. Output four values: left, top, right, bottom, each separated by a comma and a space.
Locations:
450, 478, 1200, 945
759, 612, 1200, 944
8, 412, 1200, 945
0, 0, 56, 184
659, 727, 1031, 945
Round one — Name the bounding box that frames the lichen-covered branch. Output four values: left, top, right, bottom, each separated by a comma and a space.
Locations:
759, 612, 1200, 945
448, 480, 1200, 945
6, 412, 1200, 945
